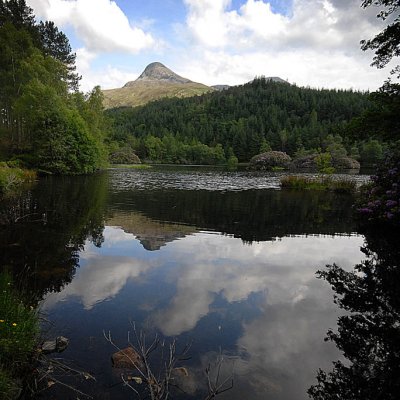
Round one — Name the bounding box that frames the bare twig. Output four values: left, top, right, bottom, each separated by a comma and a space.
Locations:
104, 324, 233, 400
204, 352, 234, 400
33, 354, 95, 399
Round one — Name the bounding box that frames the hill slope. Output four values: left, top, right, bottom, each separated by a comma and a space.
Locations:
107, 77, 371, 163
102, 62, 213, 108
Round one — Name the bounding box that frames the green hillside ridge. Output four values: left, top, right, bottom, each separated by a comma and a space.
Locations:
107, 77, 381, 165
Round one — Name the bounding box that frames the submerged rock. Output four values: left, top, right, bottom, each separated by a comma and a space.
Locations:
112, 347, 144, 369
249, 151, 292, 170
41, 336, 69, 354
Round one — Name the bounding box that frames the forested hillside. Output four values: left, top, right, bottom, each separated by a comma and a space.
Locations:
107, 78, 383, 164
0, 0, 107, 174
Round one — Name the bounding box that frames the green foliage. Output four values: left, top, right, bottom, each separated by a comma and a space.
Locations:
259, 138, 272, 153
323, 134, 347, 159
141, 134, 226, 165
107, 78, 371, 163
226, 155, 239, 170
0, 271, 39, 398
349, 144, 361, 160
0, 162, 36, 195
348, 83, 400, 142
315, 152, 336, 174
0, 1, 107, 174
359, 139, 384, 165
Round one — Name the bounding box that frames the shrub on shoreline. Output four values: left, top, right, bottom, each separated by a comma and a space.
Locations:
0, 163, 36, 196
356, 150, 400, 225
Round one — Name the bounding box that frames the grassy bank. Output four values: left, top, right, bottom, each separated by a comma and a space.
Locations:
109, 163, 152, 169
0, 163, 36, 197
281, 175, 357, 193
0, 272, 39, 399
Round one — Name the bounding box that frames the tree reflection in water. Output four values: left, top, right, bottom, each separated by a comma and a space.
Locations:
0, 173, 108, 301
308, 224, 400, 400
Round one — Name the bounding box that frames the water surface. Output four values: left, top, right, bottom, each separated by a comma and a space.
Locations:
0, 167, 367, 399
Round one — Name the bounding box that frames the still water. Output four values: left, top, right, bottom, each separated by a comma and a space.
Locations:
0, 168, 368, 399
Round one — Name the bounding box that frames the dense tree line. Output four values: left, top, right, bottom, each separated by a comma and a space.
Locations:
0, 0, 107, 174
107, 78, 386, 164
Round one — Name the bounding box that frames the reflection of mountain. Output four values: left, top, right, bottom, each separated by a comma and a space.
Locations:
109, 188, 357, 243
107, 212, 196, 250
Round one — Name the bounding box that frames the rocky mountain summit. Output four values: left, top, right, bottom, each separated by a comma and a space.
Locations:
102, 62, 212, 109
125, 62, 191, 86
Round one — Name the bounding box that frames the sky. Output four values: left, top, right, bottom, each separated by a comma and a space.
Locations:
26, 0, 395, 92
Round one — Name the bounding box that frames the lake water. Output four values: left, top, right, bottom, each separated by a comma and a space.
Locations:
0, 167, 369, 400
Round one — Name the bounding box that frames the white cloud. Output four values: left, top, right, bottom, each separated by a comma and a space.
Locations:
75, 47, 96, 73
28, 0, 155, 54
183, 0, 381, 52
27, 0, 397, 93
178, 48, 388, 90
27, 0, 157, 90
78, 62, 140, 91
179, 0, 394, 89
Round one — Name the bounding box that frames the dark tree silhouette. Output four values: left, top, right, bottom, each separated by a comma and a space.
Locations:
308, 152, 400, 400
361, 0, 400, 76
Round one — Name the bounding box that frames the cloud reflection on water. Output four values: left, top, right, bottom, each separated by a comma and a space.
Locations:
41, 226, 365, 400
42, 227, 159, 310
153, 233, 365, 336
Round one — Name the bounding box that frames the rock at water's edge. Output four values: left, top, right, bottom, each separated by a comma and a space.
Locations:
291, 154, 360, 171
249, 151, 292, 170
41, 336, 69, 354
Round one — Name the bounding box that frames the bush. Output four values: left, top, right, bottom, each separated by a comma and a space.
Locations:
315, 152, 335, 174
0, 164, 36, 195
227, 155, 238, 170
357, 150, 400, 225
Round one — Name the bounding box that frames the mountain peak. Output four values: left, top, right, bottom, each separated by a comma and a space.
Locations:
124, 62, 192, 87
